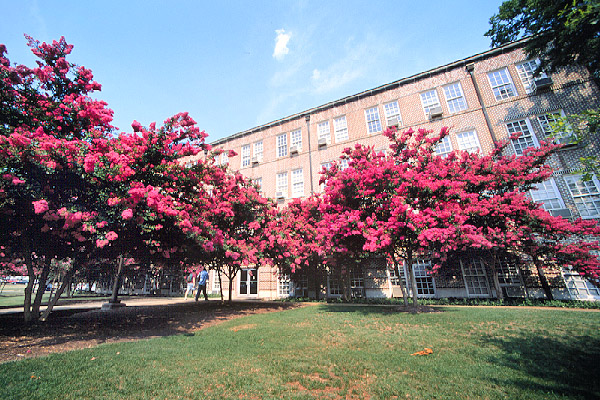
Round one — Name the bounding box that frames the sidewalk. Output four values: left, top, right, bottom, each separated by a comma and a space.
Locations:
0, 296, 197, 315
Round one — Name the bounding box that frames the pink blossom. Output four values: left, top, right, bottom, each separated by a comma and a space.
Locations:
32, 199, 49, 214
105, 231, 118, 241
121, 208, 133, 220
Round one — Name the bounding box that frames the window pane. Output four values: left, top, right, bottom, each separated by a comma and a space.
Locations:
488, 68, 516, 100
565, 175, 600, 218
290, 129, 302, 149
456, 130, 481, 153
516, 59, 541, 94
292, 168, 304, 198
507, 119, 536, 155
435, 136, 453, 156
334, 116, 349, 142
530, 179, 564, 211
443, 83, 467, 113
241, 145, 251, 167
420, 90, 441, 115
277, 134, 288, 157
383, 101, 402, 126
365, 107, 382, 133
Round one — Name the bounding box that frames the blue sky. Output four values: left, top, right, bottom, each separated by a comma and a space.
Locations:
2, 0, 505, 142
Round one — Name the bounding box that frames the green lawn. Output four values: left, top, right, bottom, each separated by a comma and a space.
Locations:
1, 305, 598, 399
0, 285, 112, 308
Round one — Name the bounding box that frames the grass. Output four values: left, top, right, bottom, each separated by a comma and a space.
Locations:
0, 285, 112, 308
1, 305, 599, 399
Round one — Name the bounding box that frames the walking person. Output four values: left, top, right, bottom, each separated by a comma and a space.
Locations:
184, 270, 196, 300
195, 266, 209, 301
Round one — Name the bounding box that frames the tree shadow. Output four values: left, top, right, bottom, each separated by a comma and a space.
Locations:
318, 303, 448, 315
482, 332, 600, 399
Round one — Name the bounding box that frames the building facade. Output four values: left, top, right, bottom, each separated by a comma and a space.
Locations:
184, 40, 600, 302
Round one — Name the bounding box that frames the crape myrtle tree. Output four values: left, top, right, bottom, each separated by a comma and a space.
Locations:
320, 126, 600, 306
264, 196, 330, 300
198, 156, 274, 303
0, 36, 230, 321
0, 36, 117, 322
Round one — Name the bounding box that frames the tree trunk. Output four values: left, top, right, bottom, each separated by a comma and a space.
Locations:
31, 263, 50, 321
40, 262, 77, 321
390, 252, 409, 307
22, 241, 36, 323
109, 255, 124, 304
406, 254, 419, 309
533, 256, 554, 300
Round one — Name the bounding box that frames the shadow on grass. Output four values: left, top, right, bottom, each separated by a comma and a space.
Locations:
0, 301, 298, 362
482, 333, 600, 399
318, 303, 448, 315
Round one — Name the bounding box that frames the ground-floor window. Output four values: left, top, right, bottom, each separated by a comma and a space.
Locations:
350, 268, 364, 298
278, 274, 291, 297
461, 258, 490, 297
239, 268, 258, 296
211, 270, 221, 292
400, 259, 435, 297
328, 274, 342, 296
562, 269, 600, 300
294, 274, 308, 298
497, 257, 522, 287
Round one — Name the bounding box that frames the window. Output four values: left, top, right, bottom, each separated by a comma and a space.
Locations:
211, 270, 221, 292
530, 178, 565, 211
461, 258, 490, 297
334, 116, 349, 142
564, 174, 600, 218
291, 168, 304, 198
506, 119, 538, 155
563, 269, 600, 300
497, 257, 522, 287
443, 82, 467, 113
328, 274, 342, 296
241, 144, 251, 167
537, 112, 570, 144
365, 107, 382, 134
276, 172, 288, 198
253, 177, 263, 192
350, 268, 364, 298
277, 134, 288, 157
516, 59, 544, 94
253, 141, 263, 162
456, 130, 481, 153
221, 152, 229, 165
290, 129, 302, 151
388, 264, 401, 286
488, 68, 516, 100
434, 136, 453, 157
278, 274, 291, 297
400, 259, 435, 297
320, 162, 332, 191
340, 159, 349, 170
294, 274, 309, 298
383, 101, 402, 127
420, 90, 442, 116
239, 269, 258, 296
318, 121, 330, 143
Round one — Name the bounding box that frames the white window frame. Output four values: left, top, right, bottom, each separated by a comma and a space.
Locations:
290, 129, 302, 151
562, 268, 600, 301
239, 268, 258, 296
320, 162, 332, 192
253, 177, 263, 193
443, 82, 467, 113
221, 152, 229, 165
461, 258, 490, 297
253, 141, 263, 162
383, 101, 402, 127
537, 111, 570, 144
278, 274, 291, 297
317, 121, 330, 143
434, 136, 453, 157
456, 130, 481, 154
291, 168, 304, 198
350, 268, 364, 298
420, 90, 442, 117
211, 270, 221, 292
401, 259, 436, 297
506, 118, 539, 156
276, 172, 288, 198
241, 144, 251, 167
277, 134, 288, 158
334, 116, 349, 142
564, 174, 600, 219
365, 107, 382, 134
516, 59, 546, 94
530, 178, 566, 211
488, 68, 517, 100
497, 257, 523, 287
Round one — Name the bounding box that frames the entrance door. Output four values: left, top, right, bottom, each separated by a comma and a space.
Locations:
239, 269, 258, 296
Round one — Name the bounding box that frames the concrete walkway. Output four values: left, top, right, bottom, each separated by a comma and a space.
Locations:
0, 296, 202, 315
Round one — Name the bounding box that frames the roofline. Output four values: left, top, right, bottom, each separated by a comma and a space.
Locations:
211, 38, 529, 146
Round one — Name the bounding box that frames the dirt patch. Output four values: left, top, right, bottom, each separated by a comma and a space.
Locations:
0, 301, 300, 364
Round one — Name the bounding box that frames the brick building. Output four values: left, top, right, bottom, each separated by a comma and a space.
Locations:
184, 39, 600, 302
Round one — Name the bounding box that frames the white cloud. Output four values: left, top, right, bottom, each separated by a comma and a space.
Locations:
272, 29, 291, 61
